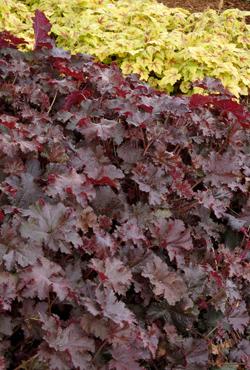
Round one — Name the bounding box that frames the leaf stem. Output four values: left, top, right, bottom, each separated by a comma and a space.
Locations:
13, 354, 39, 370
47, 90, 58, 114
93, 339, 108, 363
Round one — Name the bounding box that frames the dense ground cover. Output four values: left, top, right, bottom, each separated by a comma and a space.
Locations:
0, 0, 250, 97
0, 12, 249, 370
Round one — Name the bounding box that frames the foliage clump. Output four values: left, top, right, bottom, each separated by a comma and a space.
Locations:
0, 0, 250, 97
0, 11, 250, 370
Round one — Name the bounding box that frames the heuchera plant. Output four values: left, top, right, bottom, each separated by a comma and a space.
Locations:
1, 0, 250, 97
0, 11, 249, 370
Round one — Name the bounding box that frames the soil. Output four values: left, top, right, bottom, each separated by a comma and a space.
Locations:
158, 0, 250, 12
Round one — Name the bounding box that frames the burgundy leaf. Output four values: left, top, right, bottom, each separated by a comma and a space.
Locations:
142, 254, 188, 305
225, 301, 249, 333
91, 257, 132, 295
151, 219, 193, 268
96, 288, 136, 325
20, 202, 82, 253
80, 313, 110, 340
0, 31, 27, 49
46, 169, 95, 207
18, 257, 73, 301
40, 315, 95, 370
39, 343, 72, 370
0, 221, 43, 270
115, 218, 146, 245
229, 339, 250, 368
109, 345, 146, 370
192, 77, 233, 96
182, 338, 209, 368
33, 10, 53, 49
0, 272, 16, 311
132, 163, 169, 205
63, 90, 91, 111
53, 60, 85, 80
77, 118, 125, 145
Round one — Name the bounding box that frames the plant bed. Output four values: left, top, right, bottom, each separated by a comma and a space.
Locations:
0, 11, 249, 370
0, 0, 250, 97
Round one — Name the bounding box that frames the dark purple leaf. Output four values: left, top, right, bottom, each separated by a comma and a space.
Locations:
0, 15, 249, 369
0, 31, 27, 49
33, 10, 53, 49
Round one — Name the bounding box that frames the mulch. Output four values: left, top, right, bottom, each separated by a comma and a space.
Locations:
158, 0, 250, 12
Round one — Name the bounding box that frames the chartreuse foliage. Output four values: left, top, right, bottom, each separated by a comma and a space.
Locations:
0, 0, 250, 97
